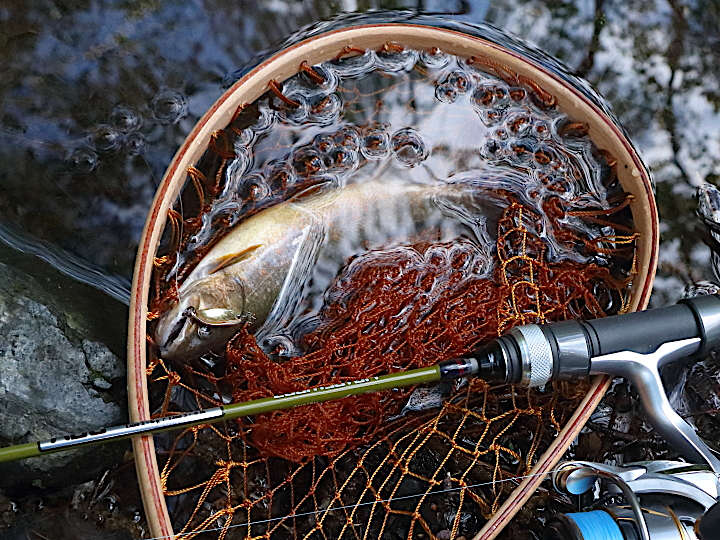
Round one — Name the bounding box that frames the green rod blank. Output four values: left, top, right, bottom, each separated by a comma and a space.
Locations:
0, 365, 441, 464
223, 365, 441, 419
0, 442, 40, 463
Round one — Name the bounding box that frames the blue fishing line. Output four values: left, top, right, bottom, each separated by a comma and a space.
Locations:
565, 510, 624, 540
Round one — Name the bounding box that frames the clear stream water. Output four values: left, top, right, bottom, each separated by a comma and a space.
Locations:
159, 45, 627, 362
0, 1, 719, 539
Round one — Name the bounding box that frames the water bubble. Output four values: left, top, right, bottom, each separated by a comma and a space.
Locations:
481, 139, 502, 157
425, 245, 449, 268
265, 160, 296, 191
238, 173, 271, 202
472, 84, 509, 109
68, 146, 98, 172
420, 47, 450, 69
124, 132, 146, 155
494, 128, 508, 140
292, 147, 325, 177
435, 83, 458, 104
449, 244, 472, 270
375, 47, 418, 72
326, 147, 358, 172
361, 125, 390, 160
477, 108, 505, 127
590, 280, 616, 312
541, 174, 570, 194
468, 251, 493, 277
151, 89, 187, 124
328, 49, 375, 78
492, 85, 509, 103
313, 133, 336, 154
261, 334, 299, 358
533, 145, 554, 166
472, 85, 494, 108
197, 325, 211, 339
109, 105, 142, 132
509, 138, 535, 162
445, 70, 471, 94
333, 126, 361, 151
391, 128, 428, 167
307, 93, 342, 126
273, 93, 308, 125
506, 112, 532, 135
92, 124, 122, 153
509, 87, 527, 102
533, 120, 551, 139
299, 62, 339, 95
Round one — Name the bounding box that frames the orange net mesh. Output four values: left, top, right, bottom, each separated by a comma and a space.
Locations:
144, 44, 639, 539
146, 195, 635, 539
224, 201, 629, 463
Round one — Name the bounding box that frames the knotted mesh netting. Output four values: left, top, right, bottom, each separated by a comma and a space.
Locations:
145, 42, 638, 539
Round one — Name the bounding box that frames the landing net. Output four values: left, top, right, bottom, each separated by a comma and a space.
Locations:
145, 43, 638, 539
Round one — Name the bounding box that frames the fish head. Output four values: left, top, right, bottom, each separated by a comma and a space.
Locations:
154, 273, 251, 362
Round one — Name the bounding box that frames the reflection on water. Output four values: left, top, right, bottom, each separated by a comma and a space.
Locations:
2, 1, 718, 296
1, 1, 718, 298
0, 0, 718, 539
0, 222, 131, 304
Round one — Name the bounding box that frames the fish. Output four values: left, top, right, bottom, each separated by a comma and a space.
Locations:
155, 179, 491, 361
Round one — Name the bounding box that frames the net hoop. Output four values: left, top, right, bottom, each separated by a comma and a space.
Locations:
127, 23, 657, 540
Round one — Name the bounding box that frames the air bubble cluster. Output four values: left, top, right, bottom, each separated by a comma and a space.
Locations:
67, 92, 184, 170
435, 70, 471, 103
176, 44, 615, 275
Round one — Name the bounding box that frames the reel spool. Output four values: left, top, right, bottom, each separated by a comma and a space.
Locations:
548, 461, 720, 540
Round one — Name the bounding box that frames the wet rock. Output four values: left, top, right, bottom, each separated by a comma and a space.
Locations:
0, 259, 127, 489
1, 454, 147, 539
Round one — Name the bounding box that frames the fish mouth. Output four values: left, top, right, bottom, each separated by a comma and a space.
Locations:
159, 315, 188, 355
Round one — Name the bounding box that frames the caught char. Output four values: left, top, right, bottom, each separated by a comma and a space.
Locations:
154, 179, 488, 361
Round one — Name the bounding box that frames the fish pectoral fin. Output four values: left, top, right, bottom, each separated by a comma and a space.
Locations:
255, 218, 327, 341
207, 244, 263, 274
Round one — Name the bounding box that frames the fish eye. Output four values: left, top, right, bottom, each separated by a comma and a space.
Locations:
197, 325, 212, 339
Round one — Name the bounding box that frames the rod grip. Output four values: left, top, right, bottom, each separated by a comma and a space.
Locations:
582, 303, 701, 356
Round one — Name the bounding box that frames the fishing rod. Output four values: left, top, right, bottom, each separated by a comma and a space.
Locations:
0, 360, 471, 463
2, 294, 720, 475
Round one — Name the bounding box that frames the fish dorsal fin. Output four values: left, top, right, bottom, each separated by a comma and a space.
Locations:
207, 244, 263, 274
287, 177, 341, 208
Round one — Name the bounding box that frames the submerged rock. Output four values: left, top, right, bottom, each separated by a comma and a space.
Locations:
0, 256, 127, 489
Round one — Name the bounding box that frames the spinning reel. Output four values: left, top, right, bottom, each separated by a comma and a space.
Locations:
547, 461, 720, 540
534, 293, 720, 539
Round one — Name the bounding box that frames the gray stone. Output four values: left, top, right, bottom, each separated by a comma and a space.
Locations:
0, 260, 127, 489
